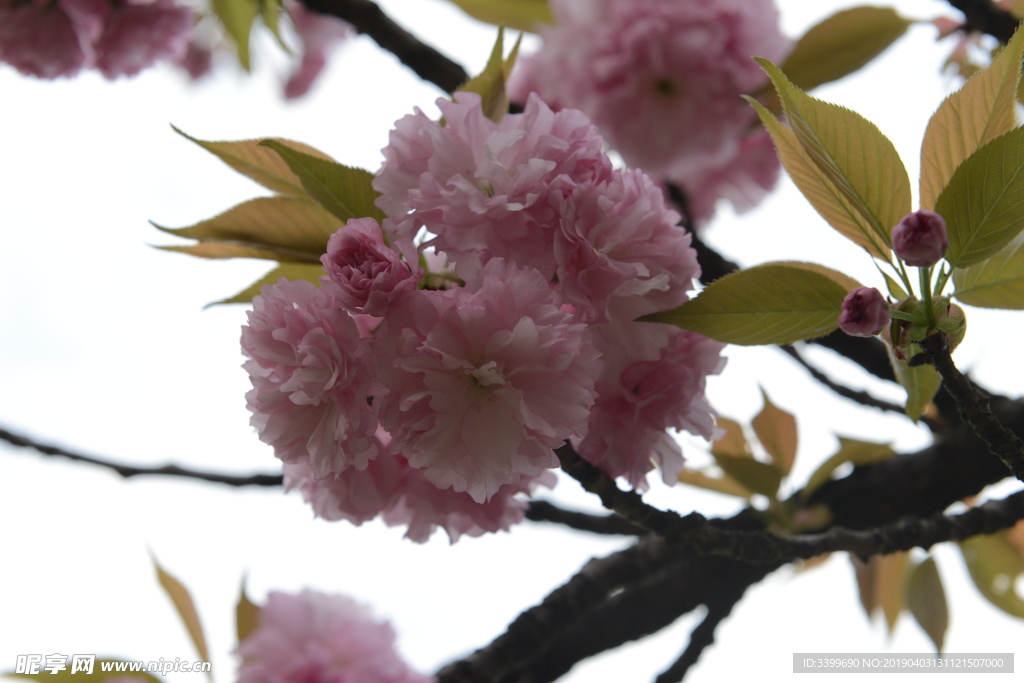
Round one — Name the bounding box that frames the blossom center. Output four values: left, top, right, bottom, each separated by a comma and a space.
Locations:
469, 360, 505, 388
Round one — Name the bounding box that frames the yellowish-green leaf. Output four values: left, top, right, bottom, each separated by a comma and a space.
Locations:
236, 579, 262, 645
852, 552, 909, 633
710, 417, 752, 459
5, 659, 163, 683
921, 26, 1024, 210
882, 270, 908, 299
211, 0, 260, 70
953, 231, 1024, 308
155, 197, 343, 263
752, 389, 797, 475
960, 532, 1024, 618
780, 6, 912, 92
174, 126, 336, 196
677, 468, 752, 498
214, 263, 325, 306
757, 58, 911, 256
887, 345, 942, 421
937, 126, 1024, 267
906, 556, 949, 653
458, 28, 521, 121
258, 140, 385, 223
641, 263, 848, 346
262, 0, 289, 52
747, 96, 891, 259
152, 558, 211, 678
803, 437, 894, 498
441, 0, 551, 32
712, 454, 783, 498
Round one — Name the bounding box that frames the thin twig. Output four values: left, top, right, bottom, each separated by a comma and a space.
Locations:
525, 500, 646, 535
655, 598, 740, 683
0, 426, 284, 487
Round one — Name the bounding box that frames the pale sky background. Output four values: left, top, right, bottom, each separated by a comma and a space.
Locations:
1, 1, 1023, 682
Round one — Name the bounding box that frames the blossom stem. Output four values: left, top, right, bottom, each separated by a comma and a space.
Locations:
919, 265, 936, 328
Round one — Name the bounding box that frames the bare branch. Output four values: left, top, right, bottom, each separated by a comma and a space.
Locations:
945, 0, 1019, 43
525, 500, 647, 535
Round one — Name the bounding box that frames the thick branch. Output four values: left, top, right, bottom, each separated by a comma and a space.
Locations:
945, 0, 1019, 42
297, 0, 469, 93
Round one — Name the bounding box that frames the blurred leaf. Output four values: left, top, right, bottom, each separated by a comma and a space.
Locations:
459, 28, 521, 121
746, 96, 890, 259
152, 558, 211, 678
173, 126, 336, 196
677, 468, 752, 498
712, 454, 783, 498
887, 345, 942, 422
780, 6, 912, 92
5, 660, 162, 683
803, 437, 894, 498
155, 196, 343, 262
261, 0, 289, 52
710, 417, 752, 459
441, 0, 552, 32
795, 553, 833, 573
211, 0, 260, 70
258, 140, 386, 223
953, 231, 1024, 308
906, 556, 949, 653
883, 270, 908, 299
852, 552, 909, 634
936, 126, 1024, 267
921, 26, 1024, 210
236, 579, 262, 645
641, 263, 848, 346
756, 59, 911, 258
215, 263, 325, 306
960, 532, 1024, 618
752, 389, 797, 474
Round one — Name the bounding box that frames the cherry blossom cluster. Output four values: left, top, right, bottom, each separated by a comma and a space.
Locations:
509, 0, 790, 224
237, 589, 432, 683
242, 92, 725, 541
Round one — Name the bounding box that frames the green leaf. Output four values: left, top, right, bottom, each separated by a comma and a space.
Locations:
960, 532, 1024, 619
921, 26, 1024, 211
440, 0, 551, 32
258, 140, 386, 223
803, 437, 894, 498
152, 557, 211, 679
641, 263, 848, 346
751, 389, 797, 475
154, 196, 344, 263
746, 96, 891, 259
780, 6, 912, 92
936, 126, 1024, 267
214, 263, 325, 306
211, 0, 260, 70
261, 0, 289, 52
886, 344, 942, 421
756, 58, 911, 257
173, 126, 336, 196
953, 231, 1024, 308
677, 468, 752, 498
712, 454, 783, 498
458, 28, 521, 121
5, 660, 163, 683
236, 579, 262, 645
906, 556, 949, 653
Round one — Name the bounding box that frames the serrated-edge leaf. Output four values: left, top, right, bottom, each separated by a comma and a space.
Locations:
780, 6, 912, 92
960, 532, 1024, 618
773, 261, 863, 292
747, 96, 890, 259
802, 437, 894, 497
953, 231, 1024, 308
642, 263, 848, 346
259, 140, 385, 223
921, 25, 1024, 210
441, 0, 551, 32
712, 453, 783, 498
677, 468, 752, 498
5, 660, 163, 683
154, 196, 343, 259
152, 557, 211, 677
886, 344, 942, 421
211, 0, 259, 70
752, 388, 798, 474
236, 578, 262, 644
262, 0, 290, 52
937, 126, 1024, 267
213, 263, 325, 306
757, 59, 910, 255
173, 126, 335, 196
906, 556, 949, 653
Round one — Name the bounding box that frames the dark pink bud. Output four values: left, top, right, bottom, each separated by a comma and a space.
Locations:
892, 210, 948, 267
838, 287, 890, 338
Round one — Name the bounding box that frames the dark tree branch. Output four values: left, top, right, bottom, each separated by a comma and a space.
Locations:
0, 426, 284, 487
297, 0, 469, 94
525, 500, 647, 535
945, 0, 1019, 43
655, 597, 740, 683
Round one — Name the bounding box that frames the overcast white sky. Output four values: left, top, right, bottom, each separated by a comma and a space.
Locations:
1, 1, 1022, 682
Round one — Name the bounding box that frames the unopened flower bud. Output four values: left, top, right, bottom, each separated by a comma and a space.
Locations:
838, 287, 890, 337
892, 210, 949, 267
